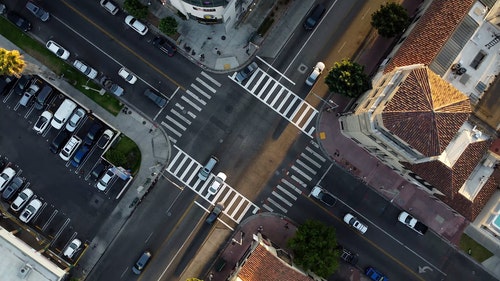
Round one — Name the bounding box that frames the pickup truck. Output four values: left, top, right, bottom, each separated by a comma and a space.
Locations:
398, 211, 428, 235
310, 185, 336, 206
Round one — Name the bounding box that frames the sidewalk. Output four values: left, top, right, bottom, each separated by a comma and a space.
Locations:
0, 35, 170, 279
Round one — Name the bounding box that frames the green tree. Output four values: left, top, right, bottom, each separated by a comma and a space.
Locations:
287, 220, 340, 278
124, 0, 148, 19
325, 59, 371, 98
159, 17, 178, 36
0, 48, 25, 77
371, 2, 410, 38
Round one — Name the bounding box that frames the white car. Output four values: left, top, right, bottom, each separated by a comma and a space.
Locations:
124, 15, 148, 35
208, 172, 227, 195
64, 238, 82, 258
33, 111, 53, 134
97, 168, 115, 191
97, 129, 114, 149
19, 199, 42, 223
46, 40, 70, 60
73, 60, 98, 79
343, 213, 368, 234
11, 188, 34, 212
305, 62, 325, 86
118, 67, 137, 84
65, 108, 86, 132
0, 167, 16, 191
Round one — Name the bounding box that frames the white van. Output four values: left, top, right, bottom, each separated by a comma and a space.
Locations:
51, 99, 77, 129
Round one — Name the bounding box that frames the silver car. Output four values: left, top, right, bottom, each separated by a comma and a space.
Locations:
25, 1, 49, 21
65, 108, 86, 132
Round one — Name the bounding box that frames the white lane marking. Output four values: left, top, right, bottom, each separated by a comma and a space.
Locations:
290, 174, 308, 188
300, 152, 322, 168
166, 115, 187, 131
277, 185, 298, 200
161, 121, 181, 137
171, 109, 193, 125
186, 89, 207, 106
189, 84, 211, 100
295, 159, 317, 175
181, 95, 202, 111
201, 71, 222, 87
291, 165, 312, 181
272, 191, 292, 206
305, 146, 326, 162
196, 77, 216, 93
267, 198, 287, 213
281, 178, 303, 194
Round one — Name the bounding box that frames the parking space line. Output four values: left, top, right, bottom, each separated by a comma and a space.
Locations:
42, 210, 58, 232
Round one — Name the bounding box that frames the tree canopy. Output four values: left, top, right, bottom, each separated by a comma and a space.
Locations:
124, 0, 148, 19
324, 59, 371, 98
287, 220, 340, 278
159, 17, 178, 36
0, 48, 25, 77
371, 2, 410, 38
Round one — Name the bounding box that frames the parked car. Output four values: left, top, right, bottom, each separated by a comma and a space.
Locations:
19, 198, 42, 223
0, 167, 16, 192
343, 213, 368, 234
340, 247, 358, 265
124, 15, 148, 35
206, 203, 224, 224
90, 162, 106, 180
49, 131, 71, 154
51, 99, 77, 129
100, 76, 124, 96
7, 11, 32, 32
34, 84, 53, 110
303, 4, 325, 30
63, 238, 82, 259
305, 62, 325, 86
152, 36, 177, 57
59, 136, 82, 161
207, 172, 227, 195
100, 0, 119, 15
70, 145, 90, 168
33, 111, 53, 134
398, 211, 428, 235
0, 75, 15, 95
12, 75, 31, 96
83, 123, 103, 145
132, 251, 151, 274
19, 82, 40, 107
2, 176, 24, 200
97, 168, 115, 191
65, 108, 86, 132
10, 188, 34, 212
198, 156, 218, 181
143, 88, 167, 108
73, 60, 98, 79
97, 129, 114, 149
365, 267, 388, 281
25, 1, 50, 22
235, 62, 258, 83
118, 67, 137, 84
46, 40, 70, 60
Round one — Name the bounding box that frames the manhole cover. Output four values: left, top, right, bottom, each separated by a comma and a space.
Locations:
298, 64, 308, 74
221, 35, 226, 40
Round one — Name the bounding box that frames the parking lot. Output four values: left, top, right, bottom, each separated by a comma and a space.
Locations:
0, 75, 128, 263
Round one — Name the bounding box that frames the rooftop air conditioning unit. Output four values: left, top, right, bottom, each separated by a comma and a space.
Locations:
18, 263, 32, 279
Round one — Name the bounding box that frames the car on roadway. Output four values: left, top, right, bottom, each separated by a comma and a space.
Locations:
33, 111, 53, 134
235, 62, 258, 83
343, 213, 368, 234
143, 88, 167, 108
310, 185, 336, 206
118, 67, 137, 84
100, 0, 119, 15
19, 198, 42, 223
70, 145, 90, 168
152, 36, 177, 57
73, 60, 98, 79
10, 188, 34, 212
46, 40, 70, 60
65, 108, 86, 132
63, 238, 82, 259
305, 62, 325, 86
97, 129, 114, 149
398, 211, 428, 235
365, 267, 388, 281
0, 167, 16, 191
340, 247, 358, 265
208, 172, 227, 195
125, 15, 148, 35
132, 251, 151, 274
25, 1, 50, 22
198, 156, 218, 181
303, 3, 325, 30
97, 168, 115, 191
19, 82, 40, 107
100, 76, 124, 96
206, 203, 224, 224
2, 176, 24, 201
7, 11, 32, 32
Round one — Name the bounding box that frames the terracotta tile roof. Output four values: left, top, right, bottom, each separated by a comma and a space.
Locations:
405, 140, 492, 220
382, 67, 471, 156
237, 243, 312, 281
384, 0, 475, 73
489, 138, 500, 157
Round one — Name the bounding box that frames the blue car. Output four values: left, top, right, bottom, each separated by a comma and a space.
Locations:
365, 267, 388, 281
70, 146, 90, 168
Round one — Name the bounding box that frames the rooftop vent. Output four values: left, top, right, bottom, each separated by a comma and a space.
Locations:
18, 263, 32, 279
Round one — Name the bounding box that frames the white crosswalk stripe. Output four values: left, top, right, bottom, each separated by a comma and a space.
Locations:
229, 68, 319, 138
263, 140, 331, 213
161, 72, 221, 143
166, 145, 260, 223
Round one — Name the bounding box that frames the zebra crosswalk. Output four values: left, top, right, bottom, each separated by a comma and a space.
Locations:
166, 145, 260, 223
160, 71, 221, 144
229, 68, 319, 137
262, 140, 329, 213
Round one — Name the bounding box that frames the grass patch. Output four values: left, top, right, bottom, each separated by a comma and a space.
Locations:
459, 233, 493, 262
1, 17, 122, 116
104, 135, 141, 175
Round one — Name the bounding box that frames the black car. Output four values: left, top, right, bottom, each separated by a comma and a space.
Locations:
2, 176, 24, 201
152, 36, 177, 57
206, 203, 224, 224
303, 4, 325, 30
340, 247, 358, 265
0, 76, 15, 95
91, 162, 106, 180
83, 123, 103, 145
50, 131, 71, 154
7, 11, 32, 32
13, 75, 32, 96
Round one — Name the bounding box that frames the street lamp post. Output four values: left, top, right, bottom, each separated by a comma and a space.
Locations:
83, 85, 106, 95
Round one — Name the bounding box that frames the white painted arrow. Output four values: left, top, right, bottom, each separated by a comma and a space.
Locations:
418, 265, 434, 274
